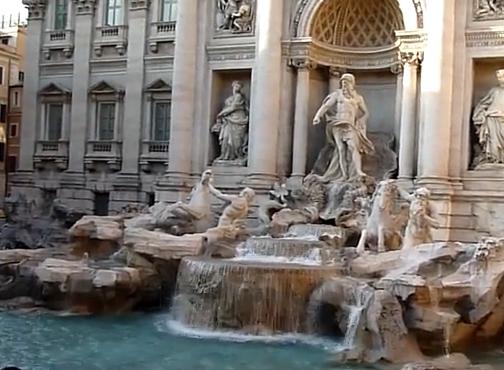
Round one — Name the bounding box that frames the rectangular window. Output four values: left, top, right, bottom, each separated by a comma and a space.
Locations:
0, 104, 6, 122
9, 123, 18, 138
0, 143, 4, 162
1, 38, 8, 45
46, 103, 63, 141
18, 71, 24, 82
161, 0, 177, 22
13, 92, 19, 107
7, 156, 17, 173
94, 192, 110, 216
98, 102, 115, 141
152, 101, 170, 141
106, 0, 123, 26
0, 67, 3, 85
54, 0, 68, 30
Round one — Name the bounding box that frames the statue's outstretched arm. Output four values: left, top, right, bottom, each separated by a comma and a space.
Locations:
398, 187, 414, 202
209, 184, 236, 202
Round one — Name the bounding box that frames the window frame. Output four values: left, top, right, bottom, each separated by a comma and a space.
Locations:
151, 100, 171, 142
160, 0, 177, 22
96, 101, 116, 141
0, 66, 4, 85
105, 0, 124, 26
54, 0, 68, 30
45, 102, 64, 141
9, 123, 18, 138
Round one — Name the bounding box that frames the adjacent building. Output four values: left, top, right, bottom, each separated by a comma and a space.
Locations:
14, 0, 504, 242
0, 19, 26, 200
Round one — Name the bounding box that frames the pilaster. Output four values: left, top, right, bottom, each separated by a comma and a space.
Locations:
246, 0, 285, 185
67, 0, 96, 173
117, 0, 150, 183
19, 1, 47, 171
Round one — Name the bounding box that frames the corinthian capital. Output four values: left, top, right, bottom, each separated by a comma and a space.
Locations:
400, 51, 424, 66
289, 58, 317, 71
22, 0, 47, 20
72, 0, 97, 15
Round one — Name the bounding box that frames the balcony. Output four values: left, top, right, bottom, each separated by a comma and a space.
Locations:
94, 25, 128, 56
42, 29, 75, 59
34, 140, 69, 170
85, 140, 122, 171
148, 21, 176, 53
140, 141, 169, 172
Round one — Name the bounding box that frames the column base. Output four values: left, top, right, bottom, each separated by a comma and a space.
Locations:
242, 173, 278, 189
416, 176, 463, 193
113, 173, 140, 191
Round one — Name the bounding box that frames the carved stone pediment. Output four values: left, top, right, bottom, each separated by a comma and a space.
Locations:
145, 79, 172, 93
474, 0, 504, 21
22, 0, 47, 20
89, 81, 125, 99
39, 83, 72, 97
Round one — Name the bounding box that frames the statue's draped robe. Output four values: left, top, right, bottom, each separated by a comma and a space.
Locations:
216, 93, 249, 161
473, 87, 504, 164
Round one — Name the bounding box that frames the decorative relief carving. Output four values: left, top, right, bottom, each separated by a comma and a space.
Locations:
466, 30, 504, 48
129, 0, 151, 10
289, 58, 317, 70
72, 0, 97, 15
207, 45, 255, 62
399, 51, 423, 66
472, 69, 504, 169
22, 0, 47, 20
216, 0, 254, 34
474, 0, 504, 20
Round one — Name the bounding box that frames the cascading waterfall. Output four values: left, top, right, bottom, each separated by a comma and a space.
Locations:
170, 224, 343, 335
342, 285, 373, 349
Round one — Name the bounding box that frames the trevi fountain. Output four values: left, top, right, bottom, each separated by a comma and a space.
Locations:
3, 0, 504, 369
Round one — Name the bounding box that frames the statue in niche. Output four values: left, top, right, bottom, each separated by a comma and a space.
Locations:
212, 80, 249, 166
475, 0, 504, 19
216, 0, 253, 33
313, 73, 374, 182
472, 69, 504, 168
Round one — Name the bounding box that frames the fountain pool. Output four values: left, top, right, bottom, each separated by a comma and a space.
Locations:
0, 312, 352, 370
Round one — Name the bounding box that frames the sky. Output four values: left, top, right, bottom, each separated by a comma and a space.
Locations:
0, 0, 28, 19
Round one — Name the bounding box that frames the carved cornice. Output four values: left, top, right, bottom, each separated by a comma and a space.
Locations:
22, 0, 47, 20
286, 38, 400, 70
72, 0, 97, 15
396, 30, 427, 53
466, 29, 504, 47
473, 0, 504, 21
130, 0, 151, 11
207, 44, 255, 62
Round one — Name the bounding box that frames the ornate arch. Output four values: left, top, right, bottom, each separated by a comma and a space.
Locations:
291, 0, 424, 38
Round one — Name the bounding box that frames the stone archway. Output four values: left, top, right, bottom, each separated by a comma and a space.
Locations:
292, 0, 424, 38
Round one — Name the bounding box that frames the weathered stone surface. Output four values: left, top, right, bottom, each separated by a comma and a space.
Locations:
69, 216, 124, 241
124, 228, 204, 260
402, 353, 493, 370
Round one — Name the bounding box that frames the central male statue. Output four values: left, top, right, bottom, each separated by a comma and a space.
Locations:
313, 73, 374, 182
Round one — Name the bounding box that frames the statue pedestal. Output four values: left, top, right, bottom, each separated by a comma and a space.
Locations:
212, 158, 247, 167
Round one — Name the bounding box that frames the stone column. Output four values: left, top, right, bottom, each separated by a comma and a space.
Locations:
164, 0, 198, 182
418, 0, 456, 185
67, 0, 96, 173
398, 52, 421, 181
18, 1, 46, 171
119, 0, 149, 177
247, 0, 284, 183
291, 60, 315, 179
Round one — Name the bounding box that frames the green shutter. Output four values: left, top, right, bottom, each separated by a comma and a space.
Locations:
99, 103, 115, 141
54, 0, 67, 30
154, 102, 170, 141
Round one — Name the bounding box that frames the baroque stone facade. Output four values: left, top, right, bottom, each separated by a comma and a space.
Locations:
11, 0, 504, 242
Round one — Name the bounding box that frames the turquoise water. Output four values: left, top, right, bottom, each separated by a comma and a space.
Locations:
0, 313, 352, 370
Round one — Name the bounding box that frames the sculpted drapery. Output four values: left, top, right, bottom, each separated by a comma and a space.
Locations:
473, 69, 504, 167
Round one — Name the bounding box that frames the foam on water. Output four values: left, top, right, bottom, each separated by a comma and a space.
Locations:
163, 317, 345, 352
231, 254, 323, 266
